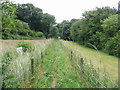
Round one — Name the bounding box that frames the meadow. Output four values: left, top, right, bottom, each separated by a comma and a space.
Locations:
0, 39, 119, 88
61, 40, 118, 82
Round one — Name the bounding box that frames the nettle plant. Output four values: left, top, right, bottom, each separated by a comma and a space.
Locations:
16, 41, 35, 52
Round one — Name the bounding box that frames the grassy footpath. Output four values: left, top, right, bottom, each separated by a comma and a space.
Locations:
61, 40, 118, 82
32, 40, 84, 88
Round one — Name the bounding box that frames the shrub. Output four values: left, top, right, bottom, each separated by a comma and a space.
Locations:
36, 32, 44, 37
16, 41, 35, 52
2, 50, 18, 73
2, 50, 18, 63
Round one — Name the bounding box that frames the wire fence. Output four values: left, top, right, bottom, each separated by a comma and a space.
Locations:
1, 39, 119, 88
60, 40, 119, 88
1, 39, 53, 88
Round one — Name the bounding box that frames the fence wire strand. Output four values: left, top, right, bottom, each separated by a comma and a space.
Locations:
60, 40, 118, 88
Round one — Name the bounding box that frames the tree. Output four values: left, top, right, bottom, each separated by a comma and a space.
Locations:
69, 7, 118, 57
41, 13, 56, 38
2, 1, 44, 39
101, 14, 119, 56
58, 19, 78, 40
16, 3, 43, 32
101, 14, 118, 37
48, 25, 59, 38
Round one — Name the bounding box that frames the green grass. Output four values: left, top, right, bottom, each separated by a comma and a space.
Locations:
1, 39, 118, 88
1, 39, 52, 88
32, 40, 84, 88
61, 40, 118, 82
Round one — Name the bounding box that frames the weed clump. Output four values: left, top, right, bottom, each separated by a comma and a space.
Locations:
2, 50, 18, 64
16, 41, 35, 52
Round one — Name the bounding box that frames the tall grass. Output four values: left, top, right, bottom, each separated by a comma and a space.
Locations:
60, 40, 118, 88
32, 40, 84, 88
61, 40, 118, 82
1, 39, 53, 88
1, 39, 118, 88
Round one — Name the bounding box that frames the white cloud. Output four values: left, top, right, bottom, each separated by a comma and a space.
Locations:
12, 0, 119, 23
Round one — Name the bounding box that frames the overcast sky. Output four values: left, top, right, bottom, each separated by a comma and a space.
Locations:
12, 0, 119, 23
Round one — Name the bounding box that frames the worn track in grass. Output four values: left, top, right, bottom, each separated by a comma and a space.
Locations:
32, 40, 84, 88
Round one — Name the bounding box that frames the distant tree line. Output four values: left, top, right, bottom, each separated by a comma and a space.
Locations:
57, 7, 119, 57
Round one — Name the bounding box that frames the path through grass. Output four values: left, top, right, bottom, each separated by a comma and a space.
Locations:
32, 40, 84, 88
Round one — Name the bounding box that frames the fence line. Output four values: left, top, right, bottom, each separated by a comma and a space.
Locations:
60, 40, 118, 88
1, 39, 53, 88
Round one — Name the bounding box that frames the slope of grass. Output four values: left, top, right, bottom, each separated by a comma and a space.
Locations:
61, 40, 118, 82
32, 40, 84, 88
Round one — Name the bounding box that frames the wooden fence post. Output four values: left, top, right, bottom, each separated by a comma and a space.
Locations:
41, 52, 43, 59
31, 57, 34, 75
80, 58, 84, 74
70, 51, 73, 60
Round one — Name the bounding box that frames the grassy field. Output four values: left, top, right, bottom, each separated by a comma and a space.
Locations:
61, 40, 118, 82
1, 39, 118, 88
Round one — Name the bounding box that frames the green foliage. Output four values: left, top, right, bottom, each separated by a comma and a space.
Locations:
16, 41, 35, 52
2, 1, 18, 35
70, 20, 83, 42
16, 4, 56, 38
48, 25, 59, 38
104, 37, 118, 55
2, 50, 18, 63
16, 3, 43, 32
41, 13, 56, 38
101, 14, 118, 37
2, 50, 18, 88
2, 50, 18, 71
35, 32, 44, 38
101, 14, 119, 56
2, 1, 45, 39
58, 7, 118, 57
58, 19, 79, 40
